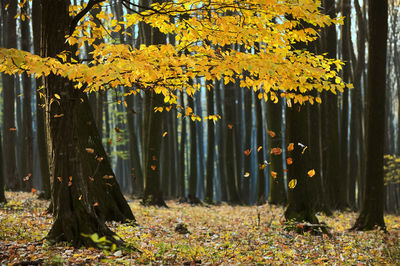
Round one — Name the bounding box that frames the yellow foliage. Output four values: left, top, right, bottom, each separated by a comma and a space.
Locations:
0, 0, 348, 119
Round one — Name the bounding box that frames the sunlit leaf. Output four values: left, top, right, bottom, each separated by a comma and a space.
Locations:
288, 179, 297, 189
307, 169, 316, 177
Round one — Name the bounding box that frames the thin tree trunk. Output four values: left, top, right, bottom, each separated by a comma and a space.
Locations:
205, 80, 215, 203
32, 0, 51, 199
2, 0, 19, 191
20, 2, 34, 192
256, 97, 266, 205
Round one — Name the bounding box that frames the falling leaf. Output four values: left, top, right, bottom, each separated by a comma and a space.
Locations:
103, 175, 113, 179
54, 93, 61, 99
288, 179, 297, 189
23, 173, 32, 181
302, 146, 308, 154
244, 149, 252, 156
308, 169, 316, 177
227, 124, 233, 129
267, 130, 276, 138
257, 146, 263, 152
270, 147, 282, 155
108, 139, 113, 145
9, 128, 17, 131
264, 160, 271, 165
259, 164, 267, 170
85, 148, 95, 154
96, 157, 103, 162
57, 177, 62, 182
163, 131, 168, 137
283, 169, 288, 173
54, 114, 64, 118
68, 176, 72, 186
89, 176, 94, 181
93, 202, 99, 207
79, 195, 82, 200
271, 171, 277, 179
243, 172, 250, 178
114, 127, 121, 133
116, 137, 122, 142
151, 165, 156, 170
287, 143, 294, 151
286, 158, 293, 165
31, 188, 36, 193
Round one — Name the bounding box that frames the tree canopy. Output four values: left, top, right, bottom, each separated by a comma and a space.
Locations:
0, 0, 349, 120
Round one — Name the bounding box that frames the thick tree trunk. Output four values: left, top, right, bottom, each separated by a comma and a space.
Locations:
42, 0, 134, 247
215, 80, 227, 201
267, 100, 286, 205
2, 0, 19, 191
351, 0, 387, 231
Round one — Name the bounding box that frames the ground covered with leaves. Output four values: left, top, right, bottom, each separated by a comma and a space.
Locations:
0, 192, 399, 265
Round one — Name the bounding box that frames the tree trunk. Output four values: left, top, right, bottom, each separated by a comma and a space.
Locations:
32, 0, 51, 199
224, 81, 241, 204
188, 95, 199, 203
267, 99, 286, 205
205, 80, 215, 204
256, 97, 266, 205
141, 0, 167, 206
284, 104, 318, 224
351, 0, 387, 231
20, 2, 34, 192
2, 0, 19, 191
242, 87, 252, 205
42, 0, 134, 247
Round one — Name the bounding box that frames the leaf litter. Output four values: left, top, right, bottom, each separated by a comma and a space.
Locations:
0, 191, 399, 264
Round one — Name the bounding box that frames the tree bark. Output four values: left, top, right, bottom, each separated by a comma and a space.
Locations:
351, 0, 387, 231
32, 0, 51, 199
2, 0, 19, 191
267, 99, 286, 205
205, 80, 215, 204
41, 0, 134, 247
20, 1, 34, 192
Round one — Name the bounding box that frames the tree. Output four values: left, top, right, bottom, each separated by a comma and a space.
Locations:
351, 0, 387, 231
2, 0, 19, 191
41, 0, 134, 246
20, 1, 34, 192
0, 0, 347, 245
205, 80, 215, 204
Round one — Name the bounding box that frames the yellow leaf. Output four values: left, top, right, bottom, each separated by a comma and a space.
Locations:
307, 169, 316, 177
243, 172, 250, 178
85, 148, 95, 154
271, 171, 277, 179
288, 179, 297, 189
257, 146, 262, 152
54, 93, 61, 99
162, 131, 168, 137
287, 143, 294, 151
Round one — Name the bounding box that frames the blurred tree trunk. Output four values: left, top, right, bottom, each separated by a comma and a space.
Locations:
242, 87, 252, 205
2, 0, 19, 191
178, 91, 186, 199
0, 3, 6, 202
188, 94, 198, 202
321, 0, 348, 210
142, 0, 167, 206
20, 2, 34, 192
267, 100, 286, 205
205, 80, 215, 203
255, 96, 266, 205
351, 0, 387, 231
224, 81, 241, 204
215, 80, 227, 201
32, 0, 51, 199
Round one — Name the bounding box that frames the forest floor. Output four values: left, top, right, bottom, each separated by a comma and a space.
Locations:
0, 192, 399, 265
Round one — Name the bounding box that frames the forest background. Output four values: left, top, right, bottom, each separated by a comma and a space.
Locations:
0, 0, 399, 264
